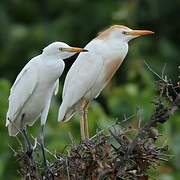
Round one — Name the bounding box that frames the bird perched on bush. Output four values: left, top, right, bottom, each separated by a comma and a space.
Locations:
58, 25, 154, 140
6, 41, 87, 167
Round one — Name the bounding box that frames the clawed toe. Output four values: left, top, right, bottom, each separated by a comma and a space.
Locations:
43, 165, 54, 180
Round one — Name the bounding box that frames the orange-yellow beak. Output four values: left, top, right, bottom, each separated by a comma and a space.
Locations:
62, 47, 88, 53
127, 30, 154, 36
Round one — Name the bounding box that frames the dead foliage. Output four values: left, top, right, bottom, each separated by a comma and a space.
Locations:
12, 69, 180, 180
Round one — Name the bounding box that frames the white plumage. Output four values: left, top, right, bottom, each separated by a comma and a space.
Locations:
6, 41, 87, 136
58, 38, 128, 121
58, 25, 154, 139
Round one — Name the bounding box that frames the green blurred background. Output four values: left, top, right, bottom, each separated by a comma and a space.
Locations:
0, 0, 179, 179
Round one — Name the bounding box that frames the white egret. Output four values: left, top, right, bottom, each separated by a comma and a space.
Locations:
58, 25, 154, 140
6, 41, 87, 166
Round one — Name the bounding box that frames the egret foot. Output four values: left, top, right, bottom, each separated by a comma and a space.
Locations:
20, 114, 33, 156
43, 165, 54, 180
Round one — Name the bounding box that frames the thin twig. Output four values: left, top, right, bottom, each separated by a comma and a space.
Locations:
31, 135, 57, 159
65, 157, 70, 180
144, 60, 168, 82
161, 63, 167, 80
8, 144, 17, 154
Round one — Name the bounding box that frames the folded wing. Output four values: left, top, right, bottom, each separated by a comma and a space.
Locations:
6, 60, 38, 126
58, 41, 104, 121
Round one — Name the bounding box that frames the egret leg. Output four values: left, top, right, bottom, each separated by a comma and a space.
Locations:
80, 101, 89, 140
22, 127, 33, 153
84, 102, 89, 139
40, 125, 47, 168
40, 125, 54, 179
21, 114, 33, 153
80, 112, 85, 140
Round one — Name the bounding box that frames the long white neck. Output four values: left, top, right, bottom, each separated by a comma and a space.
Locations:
93, 39, 129, 62
41, 52, 61, 61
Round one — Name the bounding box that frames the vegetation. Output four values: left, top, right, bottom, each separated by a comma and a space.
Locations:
15, 78, 180, 179
0, 0, 180, 179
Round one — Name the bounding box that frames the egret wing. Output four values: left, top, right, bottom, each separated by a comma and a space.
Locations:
41, 80, 58, 125
62, 50, 104, 109
54, 79, 59, 95
6, 60, 38, 126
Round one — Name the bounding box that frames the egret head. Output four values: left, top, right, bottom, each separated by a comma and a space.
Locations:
43, 42, 88, 59
98, 25, 154, 43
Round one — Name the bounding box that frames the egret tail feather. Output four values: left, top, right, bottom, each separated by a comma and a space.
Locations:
8, 121, 20, 136
58, 105, 76, 122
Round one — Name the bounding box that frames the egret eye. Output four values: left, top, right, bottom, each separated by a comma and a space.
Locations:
122, 31, 128, 35
59, 47, 64, 51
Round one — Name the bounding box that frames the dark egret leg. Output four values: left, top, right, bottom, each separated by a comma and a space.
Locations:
22, 128, 33, 153
40, 125, 47, 168
40, 125, 54, 179
21, 114, 33, 154
20, 114, 39, 177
